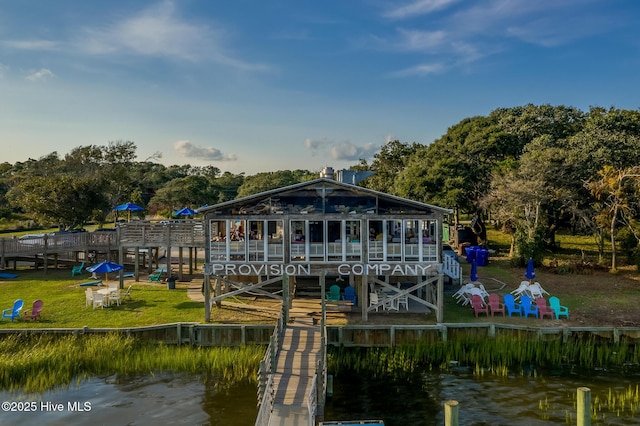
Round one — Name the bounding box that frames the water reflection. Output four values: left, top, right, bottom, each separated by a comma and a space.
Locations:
0, 373, 257, 426
325, 367, 640, 426
1, 369, 638, 425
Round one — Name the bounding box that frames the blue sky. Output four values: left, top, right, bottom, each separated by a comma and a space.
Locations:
1, 0, 639, 175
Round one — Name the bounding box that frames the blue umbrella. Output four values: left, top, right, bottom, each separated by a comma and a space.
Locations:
86, 261, 124, 284
470, 259, 478, 282
114, 202, 144, 221
174, 207, 197, 216
525, 257, 535, 281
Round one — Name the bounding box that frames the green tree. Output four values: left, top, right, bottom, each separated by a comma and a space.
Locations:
586, 165, 640, 272
357, 140, 422, 194
6, 174, 106, 229
236, 170, 313, 198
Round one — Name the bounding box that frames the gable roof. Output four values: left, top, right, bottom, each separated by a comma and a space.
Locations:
199, 178, 452, 215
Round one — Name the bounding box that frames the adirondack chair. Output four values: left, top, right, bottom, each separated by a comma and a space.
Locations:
23, 300, 44, 321
148, 272, 162, 282
71, 261, 85, 277
122, 285, 133, 301
520, 295, 539, 319
326, 284, 341, 302
549, 296, 569, 319
470, 294, 489, 317
487, 293, 505, 317
342, 286, 357, 306
535, 297, 554, 319
503, 294, 522, 317
2, 299, 24, 322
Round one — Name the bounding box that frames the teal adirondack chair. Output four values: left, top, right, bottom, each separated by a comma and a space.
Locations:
71, 262, 85, 277
549, 296, 569, 319
326, 284, 341, 302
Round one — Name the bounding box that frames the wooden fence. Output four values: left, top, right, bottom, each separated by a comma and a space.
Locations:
325, 323, 640, 347
0, 323, 273, 346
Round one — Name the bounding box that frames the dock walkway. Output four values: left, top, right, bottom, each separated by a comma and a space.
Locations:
268, 299, 323, 426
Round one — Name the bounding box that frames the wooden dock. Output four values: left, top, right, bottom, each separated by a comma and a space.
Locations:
268, 298, 323, 426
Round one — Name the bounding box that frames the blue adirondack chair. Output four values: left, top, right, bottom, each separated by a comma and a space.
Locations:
520, 295, 539, 319
503, 294, 522, 317
2, 299, 24, 322
342, 286, 357, 306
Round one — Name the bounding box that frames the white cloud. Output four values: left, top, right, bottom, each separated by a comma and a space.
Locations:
3, 39, 59, 50
391, 62, 445, 77
331, 141, 378, 161
304, 137, 331, 153
77, 0, 269, 71
174, 140, 237, 161
305, 137, 379, 161
384, 0, 460, 20
0, 64, 8, 78
376, 0, 617, 77
25, 68, 55, 81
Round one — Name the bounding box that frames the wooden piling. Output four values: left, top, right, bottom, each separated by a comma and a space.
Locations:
577, 387, 591, 426
444, 400, 459, 426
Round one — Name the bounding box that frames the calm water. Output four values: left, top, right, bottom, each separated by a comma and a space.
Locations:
1, 369, 638, 425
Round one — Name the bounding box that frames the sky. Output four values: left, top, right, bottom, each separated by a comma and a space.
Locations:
1, 0, 640, 175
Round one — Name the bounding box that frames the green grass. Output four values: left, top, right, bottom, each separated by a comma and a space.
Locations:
0, 333, 264, 392
0, 269, 206, 328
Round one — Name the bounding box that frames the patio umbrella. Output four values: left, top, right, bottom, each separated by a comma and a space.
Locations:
174, 207, 197, 217
525, 257, 535, 282
470, 259, 478, 282
86, 261, 124, 284
113, 202, 144, 222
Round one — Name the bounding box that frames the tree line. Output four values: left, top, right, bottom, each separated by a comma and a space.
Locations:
2, 104, 640, 271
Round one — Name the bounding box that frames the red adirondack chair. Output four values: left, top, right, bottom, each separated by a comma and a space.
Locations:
23, 299, 44, 321
470, 294, 488, 318
488, 293, 505, 317
535, 297, 554, 320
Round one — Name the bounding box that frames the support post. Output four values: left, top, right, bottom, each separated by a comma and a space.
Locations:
444, 400, 459, 426
577, 387, 591, 426
204, 264, 211, 322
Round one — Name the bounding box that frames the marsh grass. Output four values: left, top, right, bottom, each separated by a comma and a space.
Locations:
0, 333, 264, 392
328, 336, 640, 378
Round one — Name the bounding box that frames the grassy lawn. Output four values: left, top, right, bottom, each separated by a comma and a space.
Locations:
0, 269, 278, 328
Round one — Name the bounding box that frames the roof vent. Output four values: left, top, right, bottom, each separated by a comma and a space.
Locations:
320, 167, 334, 179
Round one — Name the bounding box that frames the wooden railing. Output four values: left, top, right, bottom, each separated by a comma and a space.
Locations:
255, 296, 290, 426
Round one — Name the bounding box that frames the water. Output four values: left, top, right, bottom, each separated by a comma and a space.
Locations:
325, 366, 640, 425
0, 374, 257, 426
1, 369, 638, 425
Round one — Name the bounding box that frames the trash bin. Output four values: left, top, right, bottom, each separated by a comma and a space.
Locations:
167, 275, 177, 290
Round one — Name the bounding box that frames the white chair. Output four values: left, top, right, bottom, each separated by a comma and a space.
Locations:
92, 292, 105, 309
453, 284, 474, 305
383, 293, 399, 312
527, 282, 549, 299
511, 281, 530, 300
85, 288, 94, 307
122, 285, 133, 301
108, 289, 121, 306
477, 284, 490, 299
369, 293, 380, 312
397, 293, 409, 311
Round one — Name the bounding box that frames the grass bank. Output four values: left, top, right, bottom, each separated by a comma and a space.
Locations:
0, 333, 264, 392
0, 269, 278, 328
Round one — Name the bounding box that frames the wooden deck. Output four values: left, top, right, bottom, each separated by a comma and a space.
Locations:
269, 299, 323, 426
